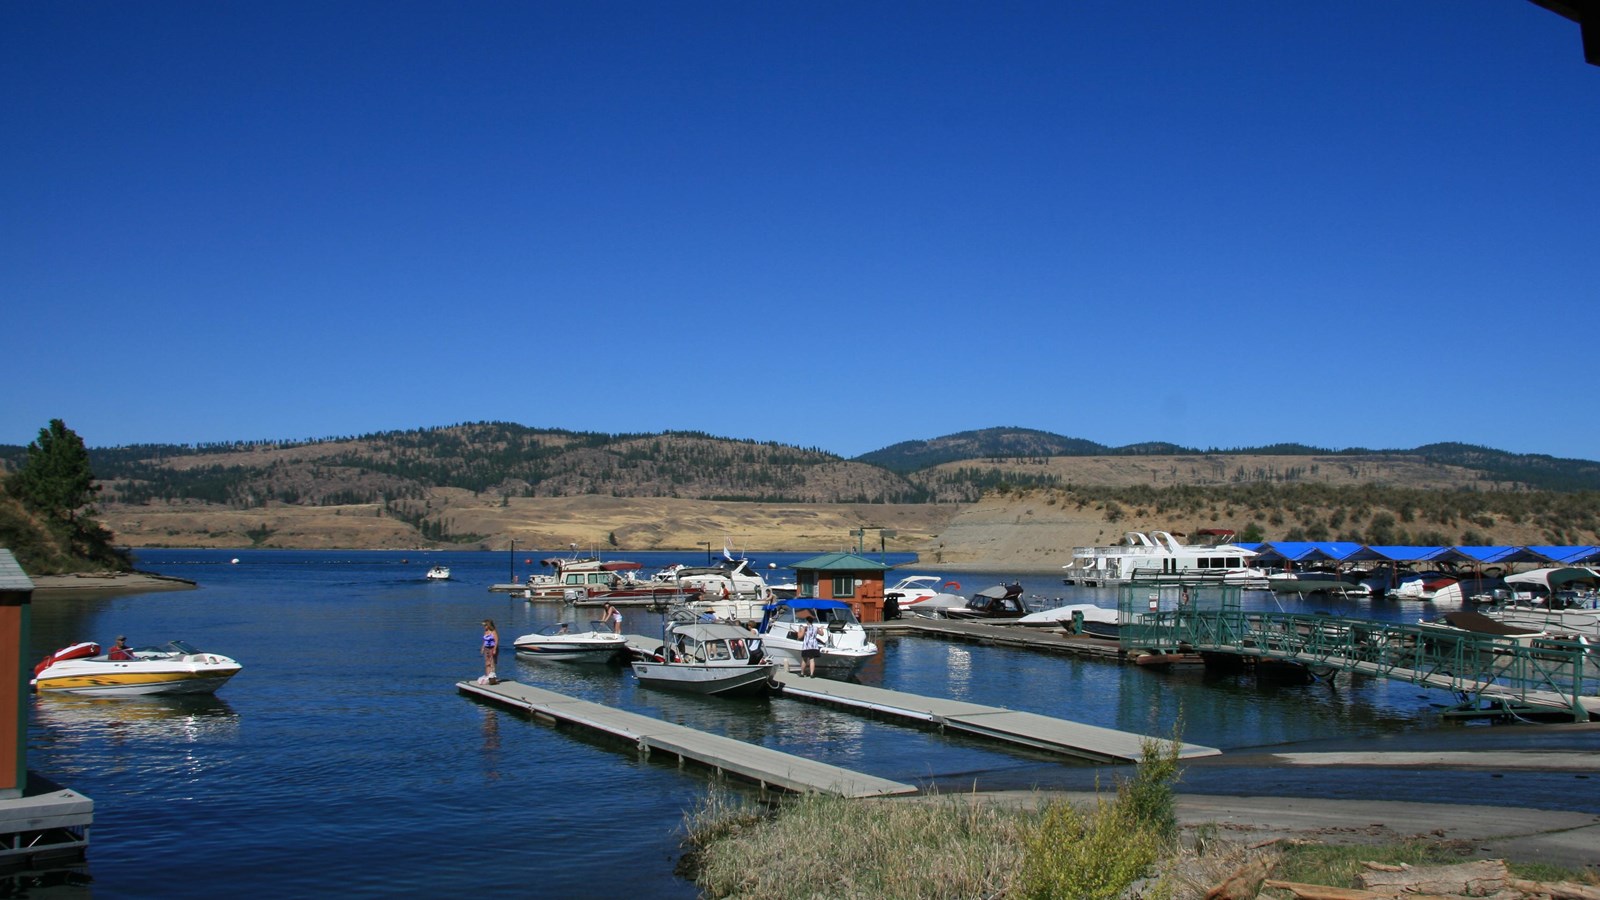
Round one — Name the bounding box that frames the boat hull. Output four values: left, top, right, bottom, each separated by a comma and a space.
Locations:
759, 643, 874, 677
34, 664, 241, 696
513, 643, 625, 663
630, 661, 775, 696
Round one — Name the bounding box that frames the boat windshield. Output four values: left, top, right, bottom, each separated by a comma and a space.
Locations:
166, 640, 200, 655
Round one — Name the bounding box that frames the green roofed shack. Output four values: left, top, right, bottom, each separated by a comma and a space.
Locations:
790, 552, 892, 623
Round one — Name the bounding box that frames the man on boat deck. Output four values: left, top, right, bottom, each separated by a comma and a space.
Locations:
108, 636, 133, 661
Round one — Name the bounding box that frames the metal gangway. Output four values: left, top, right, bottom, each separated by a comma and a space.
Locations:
1117, 581, 1599, 722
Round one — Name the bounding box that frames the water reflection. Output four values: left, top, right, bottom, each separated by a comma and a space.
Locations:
32, 693, 239, 743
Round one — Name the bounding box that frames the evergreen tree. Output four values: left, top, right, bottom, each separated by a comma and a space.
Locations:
10, 419, 99, 521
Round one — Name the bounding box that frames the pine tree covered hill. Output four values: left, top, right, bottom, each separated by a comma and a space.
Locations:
5, 422, 1600, 552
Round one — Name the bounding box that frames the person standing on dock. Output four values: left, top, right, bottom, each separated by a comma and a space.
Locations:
799, 615, 823, 677
480, 619, 499, 685
603, 601, 622, 634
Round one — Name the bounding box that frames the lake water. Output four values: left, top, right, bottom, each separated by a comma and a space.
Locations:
20, 549, 1600, 898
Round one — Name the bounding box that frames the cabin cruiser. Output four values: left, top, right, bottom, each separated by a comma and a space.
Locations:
1063, 531, 1268, 588
520, 556, 698, 603
942, 583, 1031, 620
513, 620, 628, 663
883, 576, 966, 618
668, 550, 780, 622
426, 565, 451, 581
631, 620, 776, 696
756, 598, 878, 677
32, 640, 243, 696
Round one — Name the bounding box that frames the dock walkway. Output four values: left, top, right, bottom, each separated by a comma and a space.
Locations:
769, 670, 1219, 763
457, 679, 915, 798
869, 618, 1125, 661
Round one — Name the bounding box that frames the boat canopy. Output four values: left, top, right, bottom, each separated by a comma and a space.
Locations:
1238, 542, 1600, 566
762, 598, 851, 613
673, 622, 756, 643
1505, 567, 1600, 590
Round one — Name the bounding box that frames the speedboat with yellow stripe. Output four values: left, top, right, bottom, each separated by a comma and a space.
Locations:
32, 640, 243, 696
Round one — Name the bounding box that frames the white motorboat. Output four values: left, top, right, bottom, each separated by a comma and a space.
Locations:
631, 621, 776, 696
883, 575, 966, 618
1016, 602, 1122, 635
426, 565, 451, 581
1064, 530, 1268, 588
756, 599, 877, 677
1267, 570, 1367, 596
513, 620, 628, 663
671, 545, 781, 622
32, 640, 243, 697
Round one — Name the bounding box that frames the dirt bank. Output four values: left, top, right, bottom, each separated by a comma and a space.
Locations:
29, 571, 198, 595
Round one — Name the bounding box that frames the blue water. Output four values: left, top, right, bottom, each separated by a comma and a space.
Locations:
21, 549, 1600, 898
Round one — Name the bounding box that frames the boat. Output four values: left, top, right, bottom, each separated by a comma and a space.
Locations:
665, 545, 781, 622
426, 565, 451, 581
883, 575, 966, 618
1418, 610, 1551, 646
1063, 531, 1268, 588
1267, 570, 1367, 596
512, 620, 629, 663
756, 598, 878, 677
519, 555, 700, 604
1384, 571, 1455, 601
630, 621, 777, 696
1016, 602, 1122, 637
942, 583, 1031, 620
32, 640, 243, 696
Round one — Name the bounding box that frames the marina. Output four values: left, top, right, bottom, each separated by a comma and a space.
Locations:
17, 549, 1600, 897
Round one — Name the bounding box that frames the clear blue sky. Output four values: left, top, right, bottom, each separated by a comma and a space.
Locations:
5, 2, 1596, 460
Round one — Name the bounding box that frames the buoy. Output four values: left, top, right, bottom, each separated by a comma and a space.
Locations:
230, 558, 240, 565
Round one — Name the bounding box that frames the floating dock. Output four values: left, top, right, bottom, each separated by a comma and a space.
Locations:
770, 670, 1219, 763
0, 776, 92, 871
457, 679, 915, 798
868, 617, 1125, 661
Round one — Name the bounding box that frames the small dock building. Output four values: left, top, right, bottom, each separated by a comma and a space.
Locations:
790, 552, 891, 623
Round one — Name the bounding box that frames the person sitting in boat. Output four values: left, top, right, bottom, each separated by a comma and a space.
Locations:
108, 636, 134, 661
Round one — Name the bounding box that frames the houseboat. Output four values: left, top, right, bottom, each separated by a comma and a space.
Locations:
1062, 530, 1268, 588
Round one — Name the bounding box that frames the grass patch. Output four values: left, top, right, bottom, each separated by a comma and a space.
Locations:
685, 735, 1187, 899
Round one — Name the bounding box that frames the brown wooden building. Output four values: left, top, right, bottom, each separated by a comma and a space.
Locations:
790, 552, 892, 623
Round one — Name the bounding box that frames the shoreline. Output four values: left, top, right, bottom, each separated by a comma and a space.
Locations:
29, 570, 198, 594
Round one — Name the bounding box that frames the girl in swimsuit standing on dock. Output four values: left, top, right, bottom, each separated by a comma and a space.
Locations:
480, 619, 499, 684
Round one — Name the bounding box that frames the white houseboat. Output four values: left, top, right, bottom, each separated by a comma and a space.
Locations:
1062, 530, 1268, 589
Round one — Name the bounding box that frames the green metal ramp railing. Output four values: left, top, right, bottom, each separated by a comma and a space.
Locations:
1116, 581, 1598, 722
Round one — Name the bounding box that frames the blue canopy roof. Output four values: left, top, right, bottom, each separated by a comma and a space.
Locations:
1249, 541, 1363, 563
763, 598, 850, 612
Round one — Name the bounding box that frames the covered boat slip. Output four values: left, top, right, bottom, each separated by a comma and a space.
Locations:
456, 679, 914, 798
770, 669, 1219, 763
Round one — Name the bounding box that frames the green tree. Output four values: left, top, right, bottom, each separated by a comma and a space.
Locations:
9, 419, 99, 521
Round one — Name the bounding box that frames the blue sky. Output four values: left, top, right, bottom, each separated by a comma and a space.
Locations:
4, 2, 1596, 460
